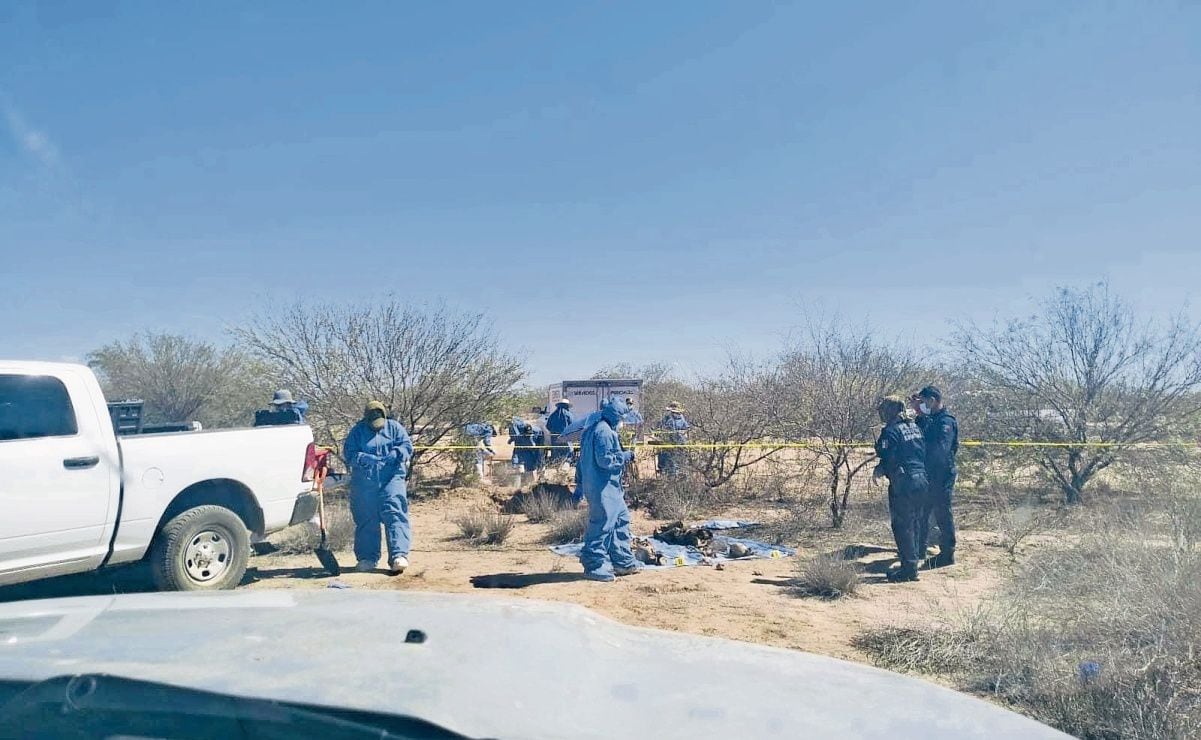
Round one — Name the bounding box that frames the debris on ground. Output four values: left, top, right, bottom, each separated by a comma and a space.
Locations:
632, 537, 665, 566
654, 521, 715, 552
727, 542, 752, 559
549, 520, 796, 569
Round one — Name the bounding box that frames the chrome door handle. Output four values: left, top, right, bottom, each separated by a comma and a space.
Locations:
63, 456, 100, 470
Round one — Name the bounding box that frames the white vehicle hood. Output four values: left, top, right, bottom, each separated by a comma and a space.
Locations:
0, 591, 1067, 739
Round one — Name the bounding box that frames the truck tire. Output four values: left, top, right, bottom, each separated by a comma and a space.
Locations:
151, 505, 250, 591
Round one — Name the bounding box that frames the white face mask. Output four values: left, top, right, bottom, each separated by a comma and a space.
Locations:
918, 402, 931, 415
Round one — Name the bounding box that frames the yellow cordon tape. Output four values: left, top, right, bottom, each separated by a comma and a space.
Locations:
410, 440, 1199, 451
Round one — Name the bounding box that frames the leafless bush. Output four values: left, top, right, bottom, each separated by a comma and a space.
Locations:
235, 299, 525, 472
855, 491, 1201, 739
678, 355, 785, 488
454, 508, 515, 545
771, 318, 924, 527
542, 508, 587, 544
957, 283, 1201, 504
794, 554, 859, 599
268, 503, 355, 555
628, 475, 719, 521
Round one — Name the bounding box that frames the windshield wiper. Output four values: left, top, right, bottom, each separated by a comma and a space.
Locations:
0, 673, 475, 739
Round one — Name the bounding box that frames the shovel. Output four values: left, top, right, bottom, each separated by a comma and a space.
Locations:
312, 466, 342, 576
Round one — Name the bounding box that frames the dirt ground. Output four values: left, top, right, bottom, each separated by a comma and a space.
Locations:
241, 485, 1007, 663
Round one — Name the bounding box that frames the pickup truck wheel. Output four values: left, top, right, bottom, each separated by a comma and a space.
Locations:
151, 506, 250, 591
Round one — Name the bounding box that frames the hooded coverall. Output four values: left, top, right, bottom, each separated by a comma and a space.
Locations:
578, 399, 639, 577
343, 418, 414, 566
508, 419, 545, 473
874, 417, 928, 576
464, 422, 496, 477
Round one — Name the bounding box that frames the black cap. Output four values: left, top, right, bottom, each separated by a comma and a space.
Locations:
918, 385, 942, 401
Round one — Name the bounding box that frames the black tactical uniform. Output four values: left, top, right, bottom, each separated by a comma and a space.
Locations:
874, 416, 928, 580
916, 408, 958, 565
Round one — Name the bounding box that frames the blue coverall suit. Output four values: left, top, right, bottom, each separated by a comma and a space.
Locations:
509, 419, 545, 473
916, 409, 958, 560
343, 419, 414, 566
464, 422, 496, 470
874, 417, 928, 575
656, 413, 690, 476
545, 406, 575, 464
578, 399, 640, 579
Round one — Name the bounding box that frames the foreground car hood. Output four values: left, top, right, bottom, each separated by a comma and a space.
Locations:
0, 591, 1065, 739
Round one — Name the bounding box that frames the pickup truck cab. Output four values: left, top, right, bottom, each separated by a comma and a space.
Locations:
0, 362, 318, 591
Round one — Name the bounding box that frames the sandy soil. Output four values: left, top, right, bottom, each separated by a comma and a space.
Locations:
243, 486, 1007, 662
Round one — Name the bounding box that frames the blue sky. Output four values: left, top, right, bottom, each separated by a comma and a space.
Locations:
2, 1, 1199, 385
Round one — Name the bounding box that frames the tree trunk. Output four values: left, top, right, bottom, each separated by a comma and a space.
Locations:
1064, 449, 1085, 505
829, 456, 846, 528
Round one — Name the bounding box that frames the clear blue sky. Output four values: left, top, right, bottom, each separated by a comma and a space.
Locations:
3, 1, 1199, 385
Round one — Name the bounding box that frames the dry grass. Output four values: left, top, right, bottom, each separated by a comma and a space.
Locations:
990, 494, 1063, 557
542, 507, 587, 545
269, 503, 355, 555
854, 490, 1201, 740
453, 508, 516, 546
628, 475, 716, 521
794, 554, 859, 599
519, 484, 576, 523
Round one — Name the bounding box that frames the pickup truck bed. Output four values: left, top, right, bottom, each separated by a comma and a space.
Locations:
0, 361, 316, 591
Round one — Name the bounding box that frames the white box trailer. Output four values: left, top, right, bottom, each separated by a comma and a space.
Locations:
546, 379, 643, 418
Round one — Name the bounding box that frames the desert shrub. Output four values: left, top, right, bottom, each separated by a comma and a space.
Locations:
268, 503, 356, 555
512, 483, 575, 522
542, 508, 587, 545
990, 495, 1064, 557
855, 492, 1201, 740
794, 554, 859, 599
454, 508, 515, 545
628, 475, 718, 520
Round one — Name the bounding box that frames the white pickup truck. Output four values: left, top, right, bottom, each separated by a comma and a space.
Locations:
0, 361, 320, 591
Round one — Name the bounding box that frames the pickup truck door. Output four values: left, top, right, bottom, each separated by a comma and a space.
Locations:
0, 371, 119, 575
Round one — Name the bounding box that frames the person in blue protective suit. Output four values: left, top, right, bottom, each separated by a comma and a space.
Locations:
655, 402, 690, 476
508, 417, 545, 485
463, 422, 497, 479
343, 401, 414, 575
577, 397, 641, 582
912, 385, 959, 568
544, 400, 575, 465
873, 396, 928, 583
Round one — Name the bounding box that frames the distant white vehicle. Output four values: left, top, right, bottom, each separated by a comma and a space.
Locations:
0, 361, 318, 591
545, 379, 642, 417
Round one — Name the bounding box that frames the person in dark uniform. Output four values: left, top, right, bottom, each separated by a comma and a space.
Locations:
912, 385, 959, 567
873, 396, 928, 583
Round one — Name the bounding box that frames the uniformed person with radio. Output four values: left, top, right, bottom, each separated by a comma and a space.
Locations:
873, 396, 928, 583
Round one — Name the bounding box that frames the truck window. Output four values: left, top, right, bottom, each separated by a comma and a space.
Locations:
0, 374, 79, 441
